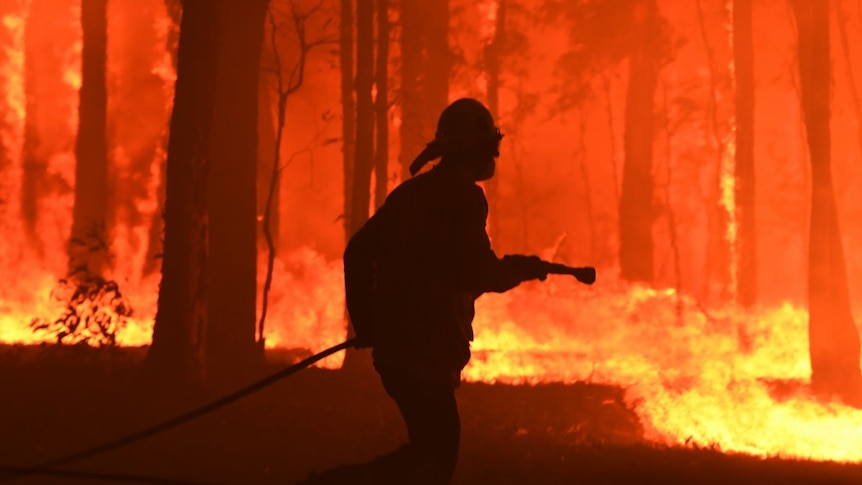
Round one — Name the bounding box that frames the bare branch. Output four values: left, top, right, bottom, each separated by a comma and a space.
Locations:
256, 0, 337, 342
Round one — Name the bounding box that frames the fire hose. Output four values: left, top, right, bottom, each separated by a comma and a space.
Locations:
0, 339, 355, 484
0, 263, 595, 484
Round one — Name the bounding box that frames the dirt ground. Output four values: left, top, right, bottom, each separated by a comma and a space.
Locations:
1, 345, 861, 485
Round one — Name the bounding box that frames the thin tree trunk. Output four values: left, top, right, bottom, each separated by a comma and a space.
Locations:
734, 0, 756, 307
618, 0, 658, 283
342, 0, 375, 371
794, 0, 862, 405
373, 0, 389, 210
207, 0, 268, 384
144, 0, 218, 385
70, 0, 108, 277
349, 0, 374, 237
341, 0, 355, 241
695, 0, 731, 302
484, 0, 504, 244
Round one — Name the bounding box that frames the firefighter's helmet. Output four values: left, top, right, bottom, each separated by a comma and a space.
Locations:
409, 98, 503, 176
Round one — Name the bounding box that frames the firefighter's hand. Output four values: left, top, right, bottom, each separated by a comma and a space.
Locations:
503, 254, 549, 282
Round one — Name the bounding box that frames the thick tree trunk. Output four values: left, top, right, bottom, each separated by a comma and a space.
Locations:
70, 0, 108, 277
794, 0, 862, 405
398, 0, 450, 180
144, 0, 218, 385
207, 0, 268, 383
618, 0, 658, 283
373, 0, 390, 210
734, 0, 756, 307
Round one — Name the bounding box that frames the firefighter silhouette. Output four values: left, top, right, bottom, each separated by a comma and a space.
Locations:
301, 98, 550, 484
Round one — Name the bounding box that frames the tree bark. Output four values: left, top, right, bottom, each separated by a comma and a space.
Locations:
144, 0, 218, 385
793, 0, 862, 405
618, 0, 658, 283
398, 0, 450, 181
70, 0, 108, 277
734, 0, 756, 307
206, 0, 268, 383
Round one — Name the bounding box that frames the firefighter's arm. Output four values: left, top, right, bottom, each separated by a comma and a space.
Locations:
455, 187, 549, 296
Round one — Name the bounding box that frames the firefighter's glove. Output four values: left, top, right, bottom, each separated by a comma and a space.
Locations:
503, 254, 549, 282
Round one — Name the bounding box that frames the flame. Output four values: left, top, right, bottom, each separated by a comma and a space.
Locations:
0, 5, 27, 257
466, 279, 862, 462
1, 11, 26, 126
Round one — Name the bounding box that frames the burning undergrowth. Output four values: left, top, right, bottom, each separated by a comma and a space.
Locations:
2, 246, 862, 464
28, 274, 132, 346
29, 224, 134, 346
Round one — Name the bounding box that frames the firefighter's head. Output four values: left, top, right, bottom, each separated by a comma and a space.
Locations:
409, 98, 503, 181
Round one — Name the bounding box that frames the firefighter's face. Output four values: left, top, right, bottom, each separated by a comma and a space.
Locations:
474, 154, 496, 181
472, 128, 502, 181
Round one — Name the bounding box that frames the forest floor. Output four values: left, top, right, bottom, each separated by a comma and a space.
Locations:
1, 344, 861, 485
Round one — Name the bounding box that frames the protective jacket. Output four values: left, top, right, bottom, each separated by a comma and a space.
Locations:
344, 162, 524, 386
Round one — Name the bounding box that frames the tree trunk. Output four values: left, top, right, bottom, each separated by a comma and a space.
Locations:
734, 0, 756, 307
144, 0, 183, 276
144, 0, 218, 385
484, 0, 505, 244
618, 0, 658, 283
70, 0, 108, 277
349, 0, 374, 237
207, 0, 268, 383
398, 0, 450, 181
342, 0, 375, 371
794, 0, 862, 405
373, 0, 390, 210
341, 0, 355, 242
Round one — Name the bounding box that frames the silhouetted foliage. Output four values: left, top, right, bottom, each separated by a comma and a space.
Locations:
544, 0, 676, 111
30, 223, 133, 346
